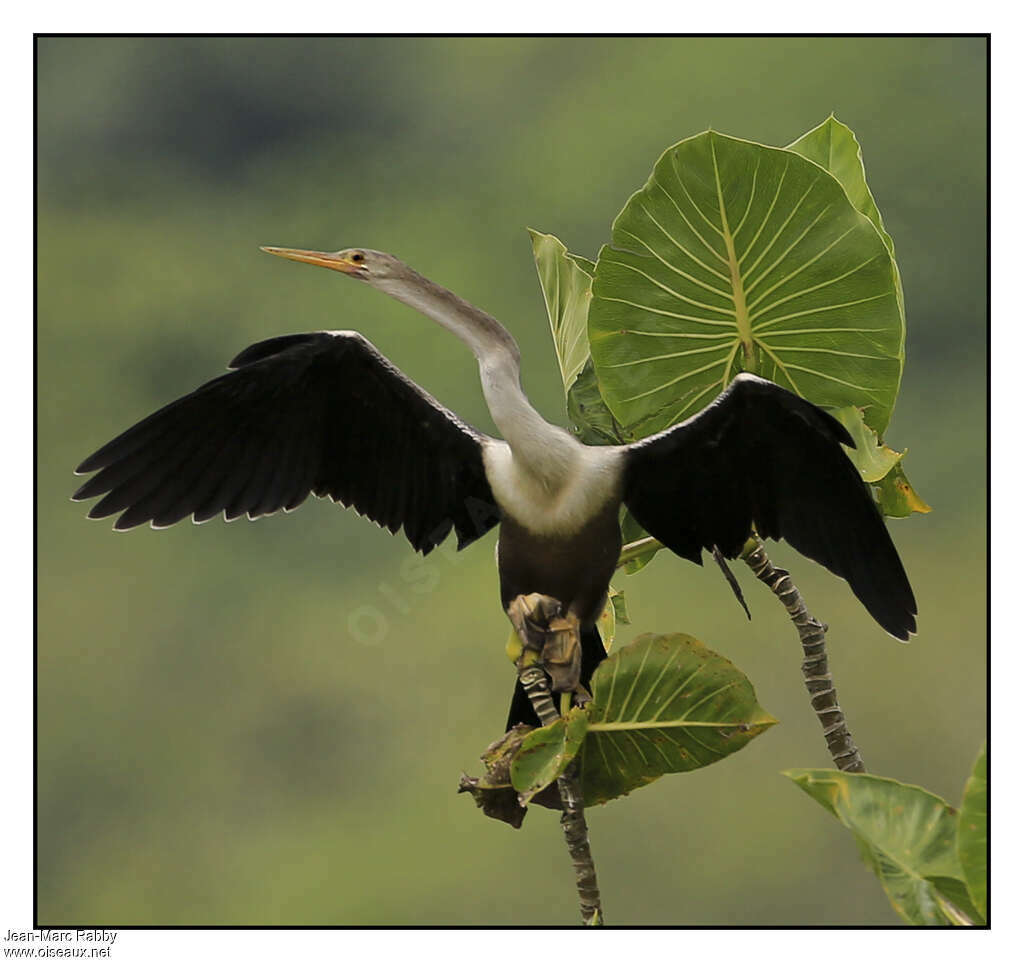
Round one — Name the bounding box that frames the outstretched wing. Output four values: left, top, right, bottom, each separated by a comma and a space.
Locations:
73, 331, 500, 553
623, 373, 916, 639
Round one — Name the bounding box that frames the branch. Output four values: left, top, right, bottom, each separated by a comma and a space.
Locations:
556, 757, 602, 926
740, 536, 866, 773
616, 535, 663, 570
517, 664, 604, 925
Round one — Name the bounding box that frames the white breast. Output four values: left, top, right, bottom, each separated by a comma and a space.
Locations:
482, 440, 625, 536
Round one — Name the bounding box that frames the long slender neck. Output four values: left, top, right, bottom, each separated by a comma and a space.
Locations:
375, 268, 580, 482
377, 268, 518, 366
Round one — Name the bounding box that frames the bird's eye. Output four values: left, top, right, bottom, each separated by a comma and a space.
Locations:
351, 252, 365, 263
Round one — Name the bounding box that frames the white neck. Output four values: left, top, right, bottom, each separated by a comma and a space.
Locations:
375, 270, 581, 486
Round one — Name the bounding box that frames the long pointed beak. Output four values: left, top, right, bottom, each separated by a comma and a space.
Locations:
259, 246, 364, 275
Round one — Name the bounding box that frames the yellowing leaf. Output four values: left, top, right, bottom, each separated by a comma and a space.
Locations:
878, 461, 933, 517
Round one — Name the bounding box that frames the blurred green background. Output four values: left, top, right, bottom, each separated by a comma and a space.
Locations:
38, 36, 986, 925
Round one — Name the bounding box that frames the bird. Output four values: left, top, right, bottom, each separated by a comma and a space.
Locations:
73, 246, 917, 729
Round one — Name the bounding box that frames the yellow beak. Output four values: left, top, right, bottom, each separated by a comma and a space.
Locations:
259, 246, 364, 275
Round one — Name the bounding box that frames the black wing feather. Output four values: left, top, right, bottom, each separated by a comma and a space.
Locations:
623, 374, 916, 640
74, 331, 499, 553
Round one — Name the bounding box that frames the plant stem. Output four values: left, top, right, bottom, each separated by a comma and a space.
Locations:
517, 665, 605, 925
740, 536, 866, 773
616, 535, 663, 569
556, 759, 602, 926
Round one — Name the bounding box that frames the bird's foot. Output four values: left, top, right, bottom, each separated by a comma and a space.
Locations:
507, 592, 562, 652
572, 685, 593, 710
540, 612, 582, 694
506, 592, 582, 698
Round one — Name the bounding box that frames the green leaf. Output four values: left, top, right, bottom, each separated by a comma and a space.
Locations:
596, 592, 616, 652
829, 406, 930, 519
925, 876, 983, 926
596, 586, 628, 653
958, 743, 987, 921
788, 115, 899, 261
618, 507, 663, 574
569, 253, 597, 277
566, 358, 624, 444
529, 229, 595, 395
878, 460, 933, 518
528, 231, 622, 443
510, 707, 588, 804
580, 633, 776, 806
589, 130, 905, 439
831, 405, 903, 483
784, 769, 979, 925
609, 586, 630, 625
593, 585, 630, 655
788, 115, 907, 380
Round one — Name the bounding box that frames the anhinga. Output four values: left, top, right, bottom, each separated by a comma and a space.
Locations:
73, 247, 917, 728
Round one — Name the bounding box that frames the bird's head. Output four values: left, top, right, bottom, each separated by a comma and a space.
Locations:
259, 246, 405, 284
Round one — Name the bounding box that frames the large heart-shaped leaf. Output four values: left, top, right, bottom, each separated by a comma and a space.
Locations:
788, 115, 907, 345
785, 769, 983, 925
589, 130, 905, 438
788, 115, 901, 266
579, 633, 776, 806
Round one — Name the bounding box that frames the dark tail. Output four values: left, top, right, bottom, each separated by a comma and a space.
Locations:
505, 624, 607, 730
